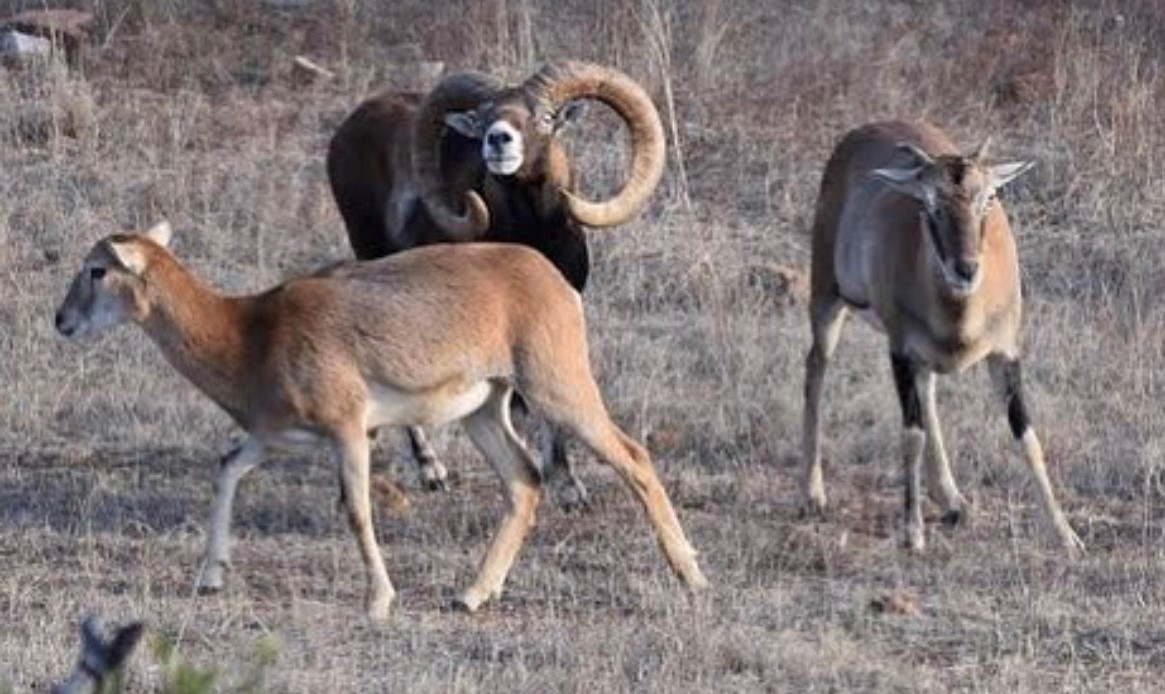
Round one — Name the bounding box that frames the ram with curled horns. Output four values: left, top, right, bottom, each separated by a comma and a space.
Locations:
327, 60, 667, 505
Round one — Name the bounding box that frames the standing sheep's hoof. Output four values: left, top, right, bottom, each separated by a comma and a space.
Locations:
902, 527, 926, 553
940, 508, 964, 527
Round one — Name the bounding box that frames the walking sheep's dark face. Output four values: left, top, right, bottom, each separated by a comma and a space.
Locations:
444, 95, 587, 177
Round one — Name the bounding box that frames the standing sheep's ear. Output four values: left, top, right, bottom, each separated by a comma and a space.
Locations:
988, 161, 1034, 190
870, 166, 937, 209
143, 221, 173, 248
444, 111, 483, 139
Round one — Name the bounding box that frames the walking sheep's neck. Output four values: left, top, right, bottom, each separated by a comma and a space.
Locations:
137, 253, 257, 425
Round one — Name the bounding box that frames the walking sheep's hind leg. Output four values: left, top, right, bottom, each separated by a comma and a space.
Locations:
540, 421, 589, 510
455, 385, 543, 612
510, 393, 588, 510
527, 371, 706, 588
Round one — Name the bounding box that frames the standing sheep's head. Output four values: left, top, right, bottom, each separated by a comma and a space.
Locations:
871, 138, 1033, 298
412, 61, 666, 238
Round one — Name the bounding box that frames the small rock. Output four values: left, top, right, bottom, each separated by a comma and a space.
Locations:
870, 591, 921, 616
371, 474, 412, 515
747, 262, 810, 305
2, 9, 92, 65
0, 30, 50, 64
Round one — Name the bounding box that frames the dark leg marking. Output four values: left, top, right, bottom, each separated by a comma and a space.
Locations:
891, 352, 926, 545
890, 353, 922, 429
998, 358, 1030, 439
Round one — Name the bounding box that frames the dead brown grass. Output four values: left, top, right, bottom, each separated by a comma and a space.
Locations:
3, 0, 1165, 691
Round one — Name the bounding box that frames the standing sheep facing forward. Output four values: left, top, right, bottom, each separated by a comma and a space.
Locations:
801, 121, 1082, 553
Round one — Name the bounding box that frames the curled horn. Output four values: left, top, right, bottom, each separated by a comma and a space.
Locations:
522, 61, 666, 228
412, 72, 502, 239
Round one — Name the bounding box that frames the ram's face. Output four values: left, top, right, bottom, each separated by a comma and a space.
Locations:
445, 94, 586, 177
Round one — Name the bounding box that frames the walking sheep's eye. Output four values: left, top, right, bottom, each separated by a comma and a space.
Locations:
90, 267, 107, 281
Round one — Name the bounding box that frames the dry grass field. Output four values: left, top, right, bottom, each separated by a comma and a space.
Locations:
3, 0, 1165, 691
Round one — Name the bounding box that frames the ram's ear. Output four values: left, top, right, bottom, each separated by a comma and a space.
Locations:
553, 100, 588, 134
143, 220, 172, 248
444, 111, 483, 139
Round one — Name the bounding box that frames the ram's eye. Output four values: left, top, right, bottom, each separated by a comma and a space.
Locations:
90, 267, 107, 281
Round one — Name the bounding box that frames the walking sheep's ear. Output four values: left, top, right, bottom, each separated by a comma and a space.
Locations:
143, 220, 173, 248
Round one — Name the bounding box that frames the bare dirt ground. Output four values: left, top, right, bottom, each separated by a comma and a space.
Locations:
3, 1, 1165, 691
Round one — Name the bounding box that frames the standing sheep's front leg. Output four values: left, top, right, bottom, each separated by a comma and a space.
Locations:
988, 354, 1085, 554
198, 438, 264, 593
890, 353, 927, 552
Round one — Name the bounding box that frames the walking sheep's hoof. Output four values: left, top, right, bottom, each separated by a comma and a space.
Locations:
940, 508, 964, 527
451, 587, 495, 613
1059, 525, 1086, 558
365, 593, 394, 623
